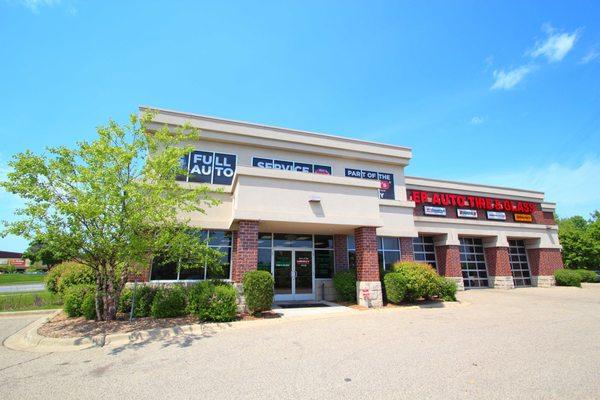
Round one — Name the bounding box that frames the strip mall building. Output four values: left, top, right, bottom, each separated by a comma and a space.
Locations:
140, 107, 563, 307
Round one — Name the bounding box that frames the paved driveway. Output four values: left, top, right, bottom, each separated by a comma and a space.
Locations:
0, 283, 45, 293
1, 286, 599, 400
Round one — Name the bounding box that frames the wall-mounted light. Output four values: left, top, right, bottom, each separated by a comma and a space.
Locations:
309, 195, 321, 202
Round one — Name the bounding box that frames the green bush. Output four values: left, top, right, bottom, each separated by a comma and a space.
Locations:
150, 286, 187, 318
555, 269, 582, 287
437, 277, 458, 301
187, 281, 237, 322
81, 290, 98, 320
574, 269, 599, 283
119, 285, 157, 317
63, 284, 95, 317
387, 261, 441, 302
46, 262, 95, 296
332, 269, 357, 302
242, 270, 274, 314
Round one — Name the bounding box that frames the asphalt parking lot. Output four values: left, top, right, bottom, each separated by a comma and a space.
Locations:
1, 285, 599, 400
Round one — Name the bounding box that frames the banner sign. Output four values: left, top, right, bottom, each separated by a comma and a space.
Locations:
252, 157, 332, 175
178, 151, 237, 185
487, 211, 507, 221
514, 213, 533, 222
409, 190, 537, 214
8, 259, 26, 266
345, 168, 395, 200
457, 209, 478, 218
424, 206, 447, 216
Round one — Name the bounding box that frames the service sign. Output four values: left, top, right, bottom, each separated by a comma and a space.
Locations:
457, 209, 478, 218
514, 213, 533, 222
409, 190, 537, 214
424, 206, 447, 216
252, 157, 332, 175
345, 168, 396, 200
178, 151, 237, 185
487, 211, 507, 221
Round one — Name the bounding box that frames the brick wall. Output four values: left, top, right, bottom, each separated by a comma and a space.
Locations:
435, 245, 462, 277
231, 220, 259, 283
484, 247, 512, 276
527, 248, 563, 276
128, 268, 149, 283
399, 237, 414, 261
354, 227, 379, 281
334, 234, 349, 272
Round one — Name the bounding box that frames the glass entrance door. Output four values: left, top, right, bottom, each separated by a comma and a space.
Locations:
273, 249, 314, 301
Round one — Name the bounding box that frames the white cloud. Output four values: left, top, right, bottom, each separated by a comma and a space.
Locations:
491, 65, 535, 90
580, 47, 600, 64
459, 157, 600, 218
529, 27, 579, 63
11, 0, 61, 13
470, 116, 484, 125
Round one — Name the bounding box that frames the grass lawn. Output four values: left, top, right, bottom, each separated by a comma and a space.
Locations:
0, 273, 46, 286
0, 290, 62, 312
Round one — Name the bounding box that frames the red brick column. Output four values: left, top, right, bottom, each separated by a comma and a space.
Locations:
435, 245, 462, 277
354, 227, 379, 281
485, 247, 511, 276
333, 234, 349, 272
527, 248, 563, 286
399, 237, 414, 262
484, 247, 513, 289
231, 220, 259, 283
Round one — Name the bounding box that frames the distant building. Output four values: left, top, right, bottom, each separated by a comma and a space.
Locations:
0, 251, 30, 272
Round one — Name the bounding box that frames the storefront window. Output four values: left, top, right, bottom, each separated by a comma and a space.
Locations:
347, 235, 400, 270
273, 233, 313, 248
150, 230, 232, 281
412, 236, 437, 271
315, 235, 334, 278
258, 232, 272, 272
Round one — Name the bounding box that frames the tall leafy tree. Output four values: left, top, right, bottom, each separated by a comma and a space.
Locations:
1, 111, 221, 320
557, 212, 600, 270
22, 238, 70, 267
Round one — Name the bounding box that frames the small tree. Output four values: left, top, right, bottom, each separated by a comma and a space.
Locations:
23, 238, 70, 268
1, 111, 221, 320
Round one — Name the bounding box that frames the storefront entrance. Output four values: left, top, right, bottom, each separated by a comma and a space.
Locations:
273, 249, 314, 301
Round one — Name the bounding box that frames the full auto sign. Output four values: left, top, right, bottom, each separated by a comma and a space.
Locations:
409, 190, 537, 214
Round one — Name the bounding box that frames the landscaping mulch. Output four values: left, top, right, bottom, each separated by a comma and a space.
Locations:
38, 312, 198, 338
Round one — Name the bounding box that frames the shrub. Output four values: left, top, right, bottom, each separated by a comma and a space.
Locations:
63, 284, 95, 317
388, 261, 441, 302
333, 269, 357, 302
242, 270, 274, 314
119, 285, 157, 317
554, 269, 581, 287
46, 262, 95, 296
437, 277, 458, 301
188, 282, 237, 322
81, 290, 98, 320
150, 286, 187, 318
574, 269, 599, 283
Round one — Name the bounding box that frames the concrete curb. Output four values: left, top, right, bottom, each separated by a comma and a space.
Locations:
0, 309, 62, 317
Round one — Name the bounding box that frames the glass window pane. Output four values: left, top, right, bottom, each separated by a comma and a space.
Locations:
315, 250, 334, 278
273, 233, 313, 248
258, 248, 272, 272
377, 237, 383, 250
150, 257, 178, 280
179, 264, 205, 280
384, 251, 400, 270
347, 235, 355, 250
314, 235, 334, 249
378, 251, 384, 269
383, 237, 399, 251
258, 233, 272, 248
209, 230, 232, 246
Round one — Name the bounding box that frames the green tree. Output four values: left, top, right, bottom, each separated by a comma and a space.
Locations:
22, 238, 70, 267
557, 212, 600, 270
1, 111, 221, 320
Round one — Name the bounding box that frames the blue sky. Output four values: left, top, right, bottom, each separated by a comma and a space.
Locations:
1, 1, 599, 251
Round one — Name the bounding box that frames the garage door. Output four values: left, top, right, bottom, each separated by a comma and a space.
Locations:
459, 238, 489, 288
508, 240, 532, 287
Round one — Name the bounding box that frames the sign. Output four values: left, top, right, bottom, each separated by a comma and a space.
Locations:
252, 157, 332, 175
9, 259, 26, 266
409, 190, 537, 214
345, 168, 396, 200
514, 213, 533, 222
424, 206, 447, 216
178, 151, 237, 185
487, 211, 507, 221
457, 209, 478, 218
